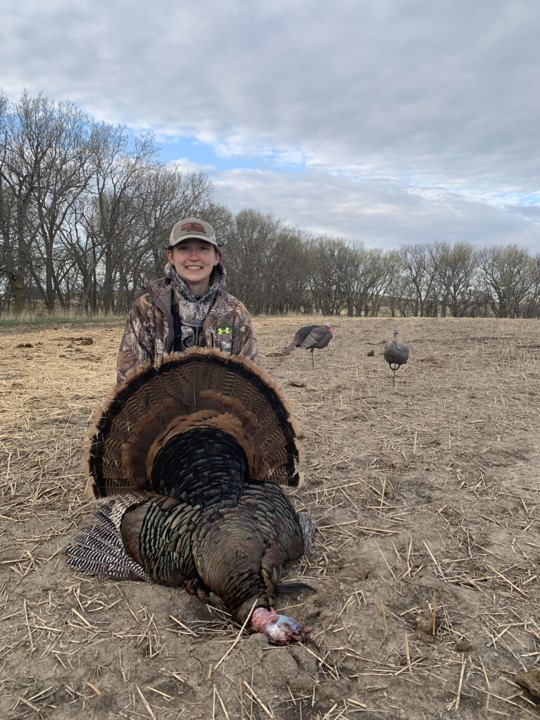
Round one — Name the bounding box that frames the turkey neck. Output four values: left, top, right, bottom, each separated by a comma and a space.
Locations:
150, 428, 247, 504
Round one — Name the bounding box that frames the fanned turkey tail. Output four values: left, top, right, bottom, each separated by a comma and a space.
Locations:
85, 348, 303, 498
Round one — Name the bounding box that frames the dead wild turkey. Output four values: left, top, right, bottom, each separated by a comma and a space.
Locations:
282, 323, 333, 367
383, 329, 409, 386
66, 348, 315, 645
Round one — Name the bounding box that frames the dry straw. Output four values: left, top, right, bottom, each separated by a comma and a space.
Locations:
1, 317, 539, 718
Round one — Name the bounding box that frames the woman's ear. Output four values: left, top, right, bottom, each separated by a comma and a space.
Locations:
213, 249, 222, 266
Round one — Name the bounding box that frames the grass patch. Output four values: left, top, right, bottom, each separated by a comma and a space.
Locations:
0, 313, 126, 329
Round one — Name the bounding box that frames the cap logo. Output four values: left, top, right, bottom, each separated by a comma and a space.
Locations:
180, 221, 206, 235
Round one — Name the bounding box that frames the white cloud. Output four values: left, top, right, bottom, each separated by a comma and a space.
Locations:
1, 0, 539, 251
212, 167, 540, 251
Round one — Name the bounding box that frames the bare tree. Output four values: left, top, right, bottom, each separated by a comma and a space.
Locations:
522, 252, 540, 318
3, 92, 538, 321
365, 250, 401, 316
86, 126, 161, 313
386, 265, 417, 317
0, 92, 101, 312
224, 209, 283, 314
56, 198, 105, 313
263, 227, 312, 314
30, 101, 99, 310
308, 237, 350, 315
398, 244, 439, 316
343, 245, 397, 317
429, 241, 479, 317
330, 241, 362, 316
478, 244, 533, 317
0, 91, 44, 312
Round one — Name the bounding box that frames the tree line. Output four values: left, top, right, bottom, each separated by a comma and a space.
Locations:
1, 91, 539, 319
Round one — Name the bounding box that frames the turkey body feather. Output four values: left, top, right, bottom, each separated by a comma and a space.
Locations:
67, 348, 314, 644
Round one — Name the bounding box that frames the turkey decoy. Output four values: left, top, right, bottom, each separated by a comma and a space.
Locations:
282, 323, 333, 367
67, 348, 315, 645
383, 329, 409, 386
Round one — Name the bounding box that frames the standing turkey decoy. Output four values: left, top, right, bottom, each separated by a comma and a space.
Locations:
282, 323, 333, 367
383, 329, 409, 386
66, 348, 315, 645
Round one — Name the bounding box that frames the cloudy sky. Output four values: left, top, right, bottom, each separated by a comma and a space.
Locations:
2, 0, 539, 251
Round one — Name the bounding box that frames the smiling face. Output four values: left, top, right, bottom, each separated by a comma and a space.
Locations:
167, 239, 221, 296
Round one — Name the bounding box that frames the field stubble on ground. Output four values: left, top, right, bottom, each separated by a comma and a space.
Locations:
0, 316, 539, 719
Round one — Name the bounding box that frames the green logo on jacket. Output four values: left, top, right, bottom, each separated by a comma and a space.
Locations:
215, 321, 235, 352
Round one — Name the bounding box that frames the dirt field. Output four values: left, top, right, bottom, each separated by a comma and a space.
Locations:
1, 316, 539, 719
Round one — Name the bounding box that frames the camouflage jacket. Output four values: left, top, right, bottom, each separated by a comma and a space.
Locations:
117, 277, 258, 383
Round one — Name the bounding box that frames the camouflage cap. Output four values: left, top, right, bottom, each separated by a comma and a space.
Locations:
169, 218, 220, 248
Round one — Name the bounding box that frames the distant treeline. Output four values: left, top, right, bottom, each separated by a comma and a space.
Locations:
1, 91, 539, 318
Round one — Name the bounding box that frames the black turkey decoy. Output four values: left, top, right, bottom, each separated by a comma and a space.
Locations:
383, 329, 409, 386
282, 323, 333, 367
66, 348, 315, 645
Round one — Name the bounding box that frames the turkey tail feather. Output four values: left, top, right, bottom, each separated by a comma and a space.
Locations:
86, 349, 303, 499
